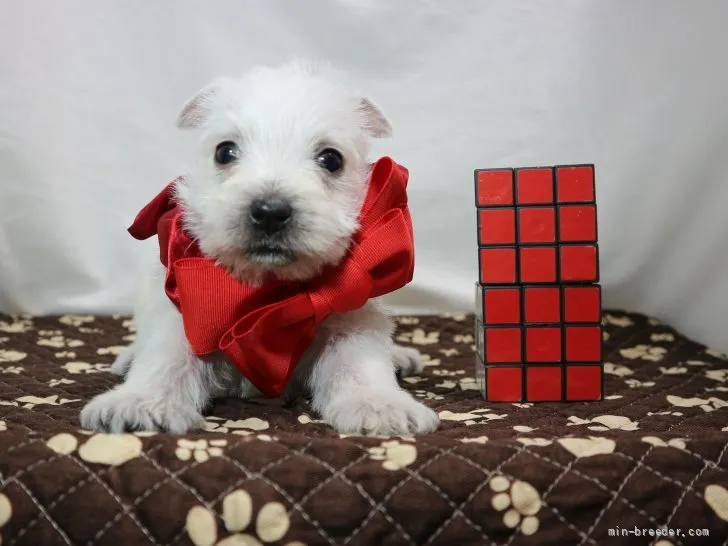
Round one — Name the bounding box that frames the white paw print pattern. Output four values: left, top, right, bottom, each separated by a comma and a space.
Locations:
706, 348, 727, 359
396, 316, 420, 325
567, 415, 639, 432
438, 409, 507, 425
3, 395, 81, 410
489, 475, 542, 535
0, 492, 12, 543
203, 417, 270, 435
186, 489, 303, 546
419, 353, 441, 367
58, 315, 95, 327
61, 362, 111, 374
96, 346, 127, 356
666, 394, 728, 413
176, 439, 227, 462
0, 350, 26, 363
603, 362, 632, 377
367, 440, 417, 471
37, 331, 84, 349
603, 314, 634, 328
395, 328, 439, 345
47, 432, 143, 465
619, 344, 667, 362
48, 378, 75, 387
0, 316, 34, 333
414, 390, 443, 401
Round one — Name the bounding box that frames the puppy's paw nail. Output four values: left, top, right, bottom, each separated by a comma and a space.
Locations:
324, 391, 439, 436
80, 389, 202, 434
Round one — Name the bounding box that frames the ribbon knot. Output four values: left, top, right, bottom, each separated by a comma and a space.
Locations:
127, 156, 415, 397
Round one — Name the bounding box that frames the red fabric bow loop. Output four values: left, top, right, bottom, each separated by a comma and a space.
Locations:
126, 156, 415, 397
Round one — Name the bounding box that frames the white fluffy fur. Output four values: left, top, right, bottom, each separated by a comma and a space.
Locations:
80, 60, 439, 436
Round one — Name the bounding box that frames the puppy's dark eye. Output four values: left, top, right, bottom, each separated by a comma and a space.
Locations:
215, 141, 240, 165
316, 148, 343, 173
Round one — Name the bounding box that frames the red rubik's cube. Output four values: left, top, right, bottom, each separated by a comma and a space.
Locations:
473, 165, 603, 402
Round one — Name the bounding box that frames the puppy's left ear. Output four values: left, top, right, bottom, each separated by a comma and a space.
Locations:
176, 77, 231, 130
358, 98, 392, 138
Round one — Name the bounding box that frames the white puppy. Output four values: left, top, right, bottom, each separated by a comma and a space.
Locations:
80, 60, 440, 436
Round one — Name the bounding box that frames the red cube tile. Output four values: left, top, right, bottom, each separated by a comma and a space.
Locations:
480, 248, 517, 284
476, 169, 514, 206
478, 208, 516, 245
486, 367, 522, 402
518, 207, 556, 244
526, 327, 562, 362
526, 366, 563, 401
516, 168, 554, 204
485, 327, 522, 363
520, 247, 557, 283
566, 365, 602, 400
559, 205, 597, 243
556, 165, 595, 203
524, 286, 561, 323
559, 245, 598, 282
483, 287, 521, 325
565, 326, 602, 362
564, 286, 601, 323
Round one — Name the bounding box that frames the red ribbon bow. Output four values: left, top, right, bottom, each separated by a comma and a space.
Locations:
127, 156, 415, 397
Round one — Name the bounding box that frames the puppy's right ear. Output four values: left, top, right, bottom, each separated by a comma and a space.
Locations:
176, 78, 231, 130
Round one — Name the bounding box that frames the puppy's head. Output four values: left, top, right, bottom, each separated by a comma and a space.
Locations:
174, 60, 392, 284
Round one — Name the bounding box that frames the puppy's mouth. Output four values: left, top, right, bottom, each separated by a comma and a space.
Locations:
246, 242, 297, 266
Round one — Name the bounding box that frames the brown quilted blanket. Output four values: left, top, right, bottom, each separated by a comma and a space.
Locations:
0, 311, 726, 546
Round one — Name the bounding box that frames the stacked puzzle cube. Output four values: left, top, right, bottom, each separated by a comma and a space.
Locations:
473, 165, 603, 402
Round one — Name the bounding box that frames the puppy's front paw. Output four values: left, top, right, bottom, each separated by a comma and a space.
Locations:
80, 388, 203, 434
323, 390, 439, 436
392, 344, 424, 377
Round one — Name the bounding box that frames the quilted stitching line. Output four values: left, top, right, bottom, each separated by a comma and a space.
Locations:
189, 438, 305, 508
3, 476, 75, 546
70, 454, 160, 546
444, 445, 596, 546
595, 336, 694, 414
679, 445, 728, 473
656, 439, 728, 545
611, 451, 705, 497
514, 447, 673, 544
519, 430, 728, 477
88, 443, 214, 546
355, 443, 497, 546
6, 443, 166, 546
503, 451, 593, 546
291, 446, 416, 546
511, 433, 722, 507
422, 444, 525, 546
92, 434, 298, 546
661, 375, 728, 435
341, 444, 455, 546
663, 406, 728, 437
578, 445, 659, 546
165, 438, 306, 546
0, 442, 64, 484
6, 456, 107, 545
201, 441, 340, 546
0, 412, 34, 434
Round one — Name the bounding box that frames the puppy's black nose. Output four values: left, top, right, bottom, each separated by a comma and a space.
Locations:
249, 198, 293, 234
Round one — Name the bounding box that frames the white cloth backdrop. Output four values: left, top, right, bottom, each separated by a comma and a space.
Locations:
1, 0, 727, 352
